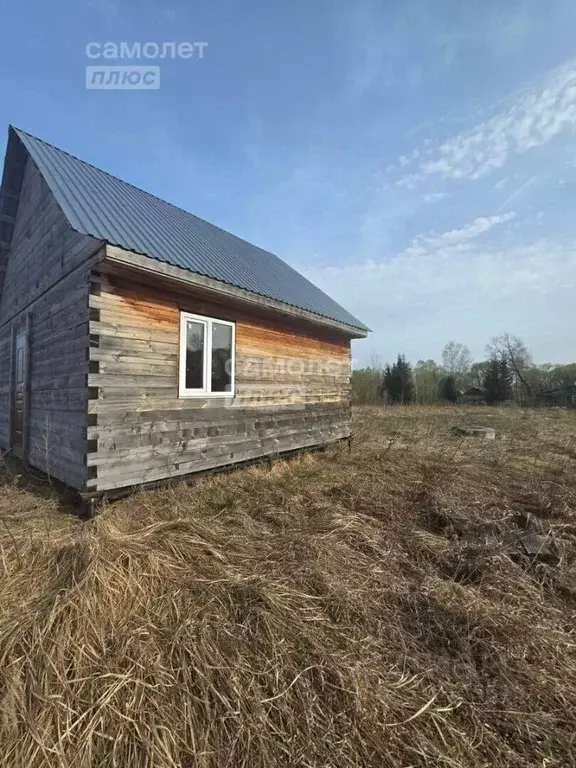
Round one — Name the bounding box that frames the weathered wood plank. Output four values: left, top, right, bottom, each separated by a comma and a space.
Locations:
104, 246, 367, 338
22, 313, 31, 465
92, 360, 178, 377
88, 374, 177, 388
7, 324, 15, 449
89, 403, 350, 427
0, 154, 99, 488
90, 320, 177, 345
95, 425, 350, 477
91, 350, 179, 365
85, 265, 353, 492
88, 392, 349, 414
88, 404, 350, 431
90, 293, 179, 322
91, 421, 350, 456
96, 335, 178, 356
0, 156, 102, 324
92, 433, 349, 491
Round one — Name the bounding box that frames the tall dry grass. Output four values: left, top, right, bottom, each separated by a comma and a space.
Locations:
0, 406, 575, 767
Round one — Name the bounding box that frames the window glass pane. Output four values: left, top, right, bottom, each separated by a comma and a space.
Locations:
211, 323, 233, 392
185, 320, 205, 389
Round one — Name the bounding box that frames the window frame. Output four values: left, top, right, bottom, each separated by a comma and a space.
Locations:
179, 311, 236, 398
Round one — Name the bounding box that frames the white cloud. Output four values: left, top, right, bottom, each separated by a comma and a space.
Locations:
399, 62, 576, 183
309, 238, 573, 322
306, 236, 576, 365
412, 212, 516, 251
399, 149, 420, 167
423, 192, 447, 203
396, 172, 424, 189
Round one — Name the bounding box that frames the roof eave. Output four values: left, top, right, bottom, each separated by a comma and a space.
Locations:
105, 244, 370, 338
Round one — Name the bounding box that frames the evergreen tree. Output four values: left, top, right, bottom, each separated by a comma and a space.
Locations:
380, 363, 394, 402
382, 362, 400, 403
439, 375, 458, 403
483, 357, 501, 404
396, 354, 415, 405
383, 355, 415, 404
483, 355, 514, 404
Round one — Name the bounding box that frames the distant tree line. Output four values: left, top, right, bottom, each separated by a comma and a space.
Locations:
352, 334, 576, 406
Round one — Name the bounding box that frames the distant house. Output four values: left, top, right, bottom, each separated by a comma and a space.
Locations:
536, 385, 576, 408
0, 127, 368, 500
461, 386, 488, 405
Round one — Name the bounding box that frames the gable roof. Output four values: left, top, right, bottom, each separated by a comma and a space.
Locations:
537, 384, 576, 396
7, 127, 368, 335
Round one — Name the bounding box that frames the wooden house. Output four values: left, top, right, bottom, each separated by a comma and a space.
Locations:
461, 386, 488, 405
536, 385, 576, 408
0, 127, 368, 501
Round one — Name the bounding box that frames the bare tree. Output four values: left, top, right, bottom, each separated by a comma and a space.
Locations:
469, 361, 489, 388
367, 352, 384, 372
487, 333, 533, 402
527, 364, 556, 394
351, 352, 385, 404
414, 359, 443, 404
441, 341, 472, 388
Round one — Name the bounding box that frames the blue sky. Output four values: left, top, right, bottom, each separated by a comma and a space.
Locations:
1, 0, 575, 367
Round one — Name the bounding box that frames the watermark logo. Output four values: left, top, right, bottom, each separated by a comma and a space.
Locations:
85, 42, 207, 90
86, 65, 160, 90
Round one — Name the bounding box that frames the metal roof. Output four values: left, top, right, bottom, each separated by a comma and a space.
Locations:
12, 127, 368, 334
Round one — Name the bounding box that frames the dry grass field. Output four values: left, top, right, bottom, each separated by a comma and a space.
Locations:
0, 405, 575, 767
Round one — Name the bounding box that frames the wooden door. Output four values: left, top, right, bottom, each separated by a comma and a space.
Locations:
11, 327, 27, 457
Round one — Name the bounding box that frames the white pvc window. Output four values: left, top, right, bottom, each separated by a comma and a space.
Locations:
179, 312, 235, 397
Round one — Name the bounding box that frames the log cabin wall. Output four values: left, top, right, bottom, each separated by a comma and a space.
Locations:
0, 155, 103, 488
0, 156, 100, 323
8, 267, 92, 488
87, 265, 352, 492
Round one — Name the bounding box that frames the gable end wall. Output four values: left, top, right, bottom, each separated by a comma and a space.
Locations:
0, 153, 104, 489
